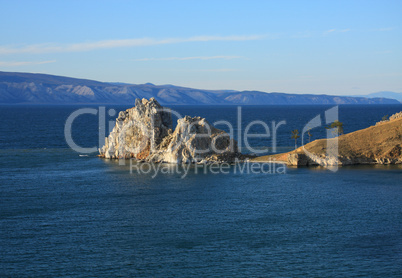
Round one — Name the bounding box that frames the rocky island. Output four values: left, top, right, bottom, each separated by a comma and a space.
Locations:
99, 98, 247, 163
253, 111, 402, 166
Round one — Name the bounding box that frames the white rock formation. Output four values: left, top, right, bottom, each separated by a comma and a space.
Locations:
99, 98, 241, 163
147, 116, 238, 163
99, 98, 172, 159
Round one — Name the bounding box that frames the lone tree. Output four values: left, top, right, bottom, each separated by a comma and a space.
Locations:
326, 120, 344, 137
382, 114, 389, 121
291, 129, 300, 149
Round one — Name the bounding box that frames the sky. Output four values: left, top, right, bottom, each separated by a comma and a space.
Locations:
0, 0, 401, 95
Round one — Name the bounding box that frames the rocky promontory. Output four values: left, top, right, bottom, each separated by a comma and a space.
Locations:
99, 98, 245, 163
253, 111, 402, 166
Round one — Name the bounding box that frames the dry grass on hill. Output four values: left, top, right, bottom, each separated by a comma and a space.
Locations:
253, 114, 402, 164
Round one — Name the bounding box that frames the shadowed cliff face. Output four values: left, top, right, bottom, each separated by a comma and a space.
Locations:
0, 71, 400, 105
99, 98, 242, 164
253, 111, 402, 166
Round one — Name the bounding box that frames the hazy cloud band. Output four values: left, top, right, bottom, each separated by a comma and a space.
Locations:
0, 35, 264, 55
0, 60, 56, 66
133, 56, 243, 61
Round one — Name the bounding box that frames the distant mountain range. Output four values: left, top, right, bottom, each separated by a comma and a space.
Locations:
352, 91, 402, 102
0, 71, 400, 105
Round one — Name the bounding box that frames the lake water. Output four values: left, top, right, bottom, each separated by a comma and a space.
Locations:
0, 104, 401, 277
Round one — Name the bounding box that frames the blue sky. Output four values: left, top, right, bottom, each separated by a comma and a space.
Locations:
0, 0, 401, 95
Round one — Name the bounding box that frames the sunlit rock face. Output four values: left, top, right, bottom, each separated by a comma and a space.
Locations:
99, 98, 172, 160
99, 98, 240, 163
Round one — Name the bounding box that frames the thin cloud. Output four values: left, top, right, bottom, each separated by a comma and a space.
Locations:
0, 60, 56, 66
323, 28, 351, 35
133, 55, 243, 61
0, 35, 265, 55
324, 29, 336, 34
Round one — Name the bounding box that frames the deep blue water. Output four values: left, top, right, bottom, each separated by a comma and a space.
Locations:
0, 104, 401, 277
